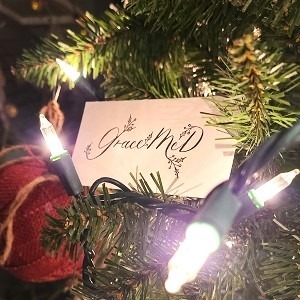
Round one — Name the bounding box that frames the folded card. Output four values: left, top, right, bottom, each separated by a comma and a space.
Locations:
72, 98, 235, 197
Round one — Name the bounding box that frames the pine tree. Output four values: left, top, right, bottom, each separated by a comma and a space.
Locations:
15, 1, 300, 299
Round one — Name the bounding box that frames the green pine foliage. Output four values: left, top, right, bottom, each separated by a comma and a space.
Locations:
128, 0, 300, 38
16, 11, 188, 99
15, 1, 300, 151
42, 178, 188, 299
208, 33, 300, 152
15, 0, 300, 299
42, 175, 300, 299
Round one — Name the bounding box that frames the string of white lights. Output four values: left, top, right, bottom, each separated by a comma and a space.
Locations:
39, 111, 300, 294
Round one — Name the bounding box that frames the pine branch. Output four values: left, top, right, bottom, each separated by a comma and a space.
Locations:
126, 0, 242, 60
42, 174, 199, 297
15, 1, 300, 101
229, 0, 300, 37
127, 0, 300, 69
127, 1, 235, 35
15, 11, 133, 89
200, 203, 300, 300
42, 183, 193, 299
128, 0, 300, 38
15, 9, 191, 99
41, 172, 300, 299
207, 33, 300, 152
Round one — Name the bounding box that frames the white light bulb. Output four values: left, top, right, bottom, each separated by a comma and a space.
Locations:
56, 58, 80, 82
248, 169, 299, 208
165, 222, 221, 293
39, 114, 66, 159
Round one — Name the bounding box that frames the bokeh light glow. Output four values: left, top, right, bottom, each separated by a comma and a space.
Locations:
56, 58, 80, 82
165, 222, 221, 293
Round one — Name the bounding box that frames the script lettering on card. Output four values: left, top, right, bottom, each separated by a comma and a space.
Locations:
72, 98, 235, 197
84, 115, 204, 177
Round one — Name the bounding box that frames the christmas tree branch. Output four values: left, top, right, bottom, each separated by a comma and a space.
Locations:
207, 33, 300, 152
128, 0, 300, 38
15, 9, 189, 98
42, 174, 200, 299
42, 173, 300, 299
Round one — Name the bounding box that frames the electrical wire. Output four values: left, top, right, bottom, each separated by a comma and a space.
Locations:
89, 177, 198, 214
81, 120, 300, 288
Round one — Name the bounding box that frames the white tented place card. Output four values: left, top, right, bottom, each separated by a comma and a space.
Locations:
72, 98, 235, 197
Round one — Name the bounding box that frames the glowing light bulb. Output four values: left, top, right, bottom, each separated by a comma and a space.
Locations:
31, 0, 43, 11
248, 169, 299, 208
56, 58, 80, 82
39, 114, 67, 159
165, 222, 221, 293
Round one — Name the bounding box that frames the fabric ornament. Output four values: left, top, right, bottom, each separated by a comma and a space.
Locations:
0, 145, 82, 282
